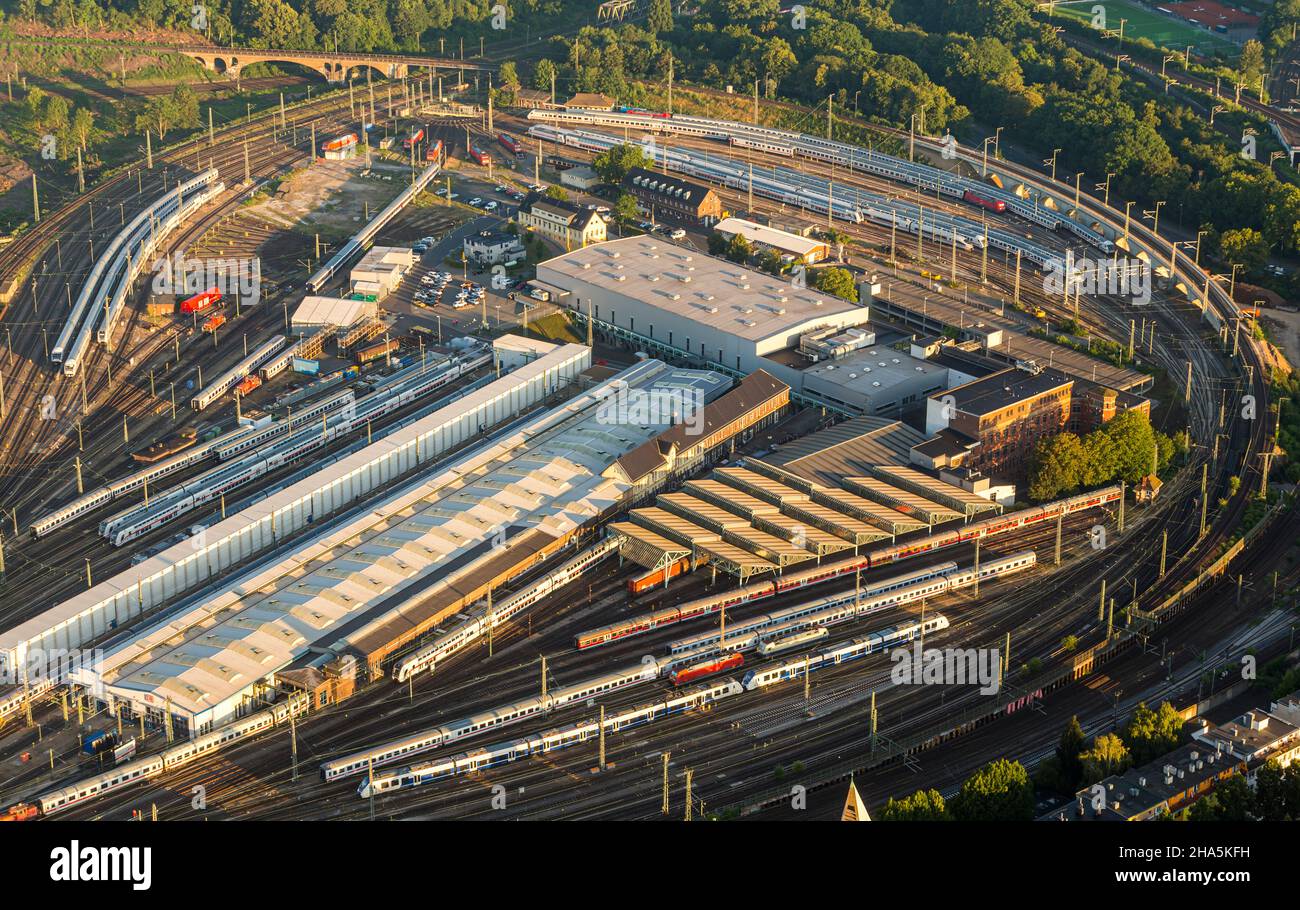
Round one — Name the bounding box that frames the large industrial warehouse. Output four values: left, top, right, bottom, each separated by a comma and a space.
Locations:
0, 338, 588, 684
57, 348, 788, 735
534, 236, 949, 416
534, 235, 871, 378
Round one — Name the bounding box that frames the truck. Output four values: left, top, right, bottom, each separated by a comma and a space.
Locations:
202, 313, 226, 333
180, 288, 222, 314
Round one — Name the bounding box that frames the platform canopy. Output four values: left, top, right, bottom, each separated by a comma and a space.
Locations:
607, 522, 690, 572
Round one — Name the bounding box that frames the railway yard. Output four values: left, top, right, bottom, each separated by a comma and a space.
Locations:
0, 39, 1294, 838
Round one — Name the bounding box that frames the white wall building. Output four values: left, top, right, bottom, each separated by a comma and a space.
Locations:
536, 236, 870, 378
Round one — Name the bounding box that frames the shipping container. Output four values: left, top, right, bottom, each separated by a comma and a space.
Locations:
357, 339, 399, 365
293, 358, 321, 375
180, 289, 222, 314
629, 557, 689, 594
82, 731, 117, 755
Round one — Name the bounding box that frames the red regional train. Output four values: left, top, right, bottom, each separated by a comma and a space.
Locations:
576, 485, 1121, 649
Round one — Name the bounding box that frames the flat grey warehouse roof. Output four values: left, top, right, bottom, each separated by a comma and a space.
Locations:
538, 236, 863, 344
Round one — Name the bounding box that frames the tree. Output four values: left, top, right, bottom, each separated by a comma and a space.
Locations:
1055, 715, 1087, 792
1079, 733, 1130, 784
756, 248, 784, 275
1123, 701, 1185, 765
1186, 776, 1256, 821
1105, 409, 1159, 484
724, 233, 752, 263
1238, 40, 1265, 91
824, 228, 852, 262
813, 266, 857, 301
591, 143, 650, 185
499, 61, 521, 92
1254, 760, 1300, 821
70, 107, 94, 152
613, 192, 640, 225
533, 59, 558, 95
761, 36, 798, 96
949, 759, 1035, 821
647, 0, 673, 35
880, 788, 950, 821
1219, 228, 1269, 274
544, 185, 570, 202
1028, 432, 1085, 500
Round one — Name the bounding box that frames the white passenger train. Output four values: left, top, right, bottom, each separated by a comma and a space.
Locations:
530, 109, 1120, 258
53, 169, 219, 371
326, 552, 1035, 781
392, 537, 620, 683
742, 614, 950, 690
189, 334, 288, 411
214, 391, 357, 460
102, 353, 490, 546
29, 422, 266, 539
757, 627, 828, 656
667, 552, 1033, 656
22, 693, 309, 817
358, 679, 744, 798
321, 656, 662, 781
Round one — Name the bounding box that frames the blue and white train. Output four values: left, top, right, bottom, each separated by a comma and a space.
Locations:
742, 614, 950, 690
357, 679, 744, 798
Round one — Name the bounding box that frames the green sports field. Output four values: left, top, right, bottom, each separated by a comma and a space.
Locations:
1051, 0, 1242, 57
